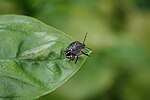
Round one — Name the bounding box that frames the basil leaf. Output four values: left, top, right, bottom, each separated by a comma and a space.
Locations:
0, 15, 91, 100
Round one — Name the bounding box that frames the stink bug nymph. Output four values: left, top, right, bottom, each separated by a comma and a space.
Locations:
65, 33, 90, 64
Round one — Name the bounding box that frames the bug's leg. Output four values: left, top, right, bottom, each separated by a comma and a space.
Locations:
68, 58, 74, 62
72, 57, 74, 61
81, 51, 90, 57
75, 56, 78, 64
68, 59, 71, 62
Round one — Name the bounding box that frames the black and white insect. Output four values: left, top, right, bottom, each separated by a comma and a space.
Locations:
65, 33, 90, 64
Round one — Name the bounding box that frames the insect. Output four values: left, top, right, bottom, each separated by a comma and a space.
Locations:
65, 33, 90, 64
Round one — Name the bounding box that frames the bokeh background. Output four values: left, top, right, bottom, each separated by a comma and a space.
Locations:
0, 0, 150, 100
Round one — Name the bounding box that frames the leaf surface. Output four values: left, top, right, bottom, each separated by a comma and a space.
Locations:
0, 15, 91, 100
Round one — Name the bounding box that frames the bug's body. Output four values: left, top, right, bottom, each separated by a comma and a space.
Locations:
66, 41, 85, 59
65, 33, 90, 63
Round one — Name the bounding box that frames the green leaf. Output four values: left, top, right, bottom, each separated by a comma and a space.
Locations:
0, 15, 91, 100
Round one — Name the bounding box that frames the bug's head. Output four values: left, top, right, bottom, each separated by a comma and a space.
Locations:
65, 51, 75, 59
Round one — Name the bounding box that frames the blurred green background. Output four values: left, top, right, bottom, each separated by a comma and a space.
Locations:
0, 0, 150, 100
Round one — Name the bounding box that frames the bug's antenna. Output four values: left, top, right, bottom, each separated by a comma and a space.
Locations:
83, 32, 88, 44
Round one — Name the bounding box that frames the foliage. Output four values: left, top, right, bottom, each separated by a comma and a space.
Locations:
0, 15, 91, 99
0, 0, 150, 100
